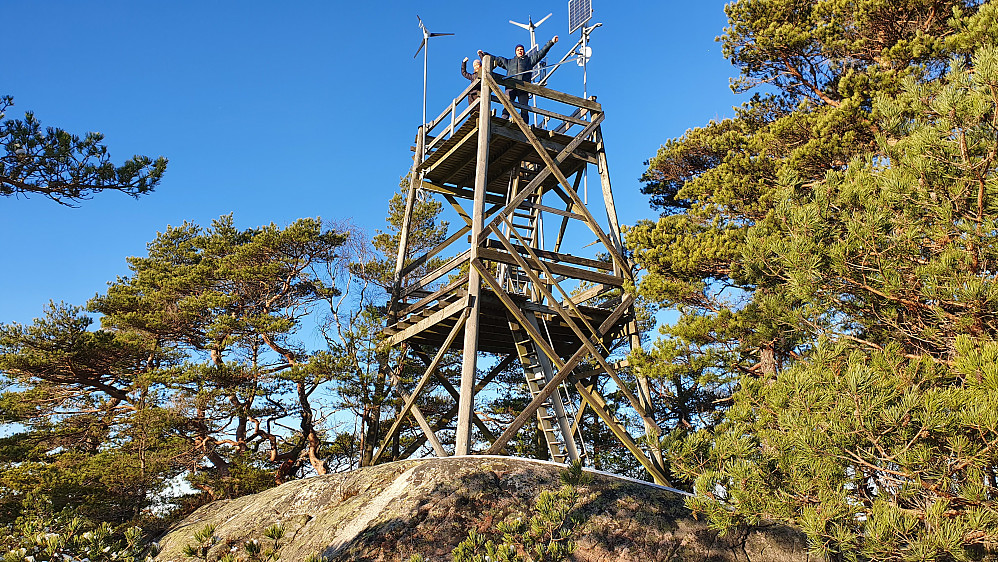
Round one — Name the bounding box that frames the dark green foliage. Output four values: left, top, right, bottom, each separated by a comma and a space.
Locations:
0, 95, 166, 205
451, 485, 581, 562
0, 216, 350, 526
0, 501, 157, 562
630, 0, 998, 558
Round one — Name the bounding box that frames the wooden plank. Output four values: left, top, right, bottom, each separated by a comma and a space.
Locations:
569, 283, 612, 305
426, 78, 480, 135
400, 274, 468, 316
403, 249, 470, 297
478, 247, 623, 287
418, 180, 507, 205
493, 76, 602, 112
486, 95, 590, 126
388, 298, 467, 347
400, 226, 471, 280
516, 200, 585, 221
425, 100, 478, 152
483, 239, 612, 270
421, 123, 479, 175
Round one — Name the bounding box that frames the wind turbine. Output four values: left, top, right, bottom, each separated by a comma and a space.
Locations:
509, 13, 552, 49
414, 15, 454, 127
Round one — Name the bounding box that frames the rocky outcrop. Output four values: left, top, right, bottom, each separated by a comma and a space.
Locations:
155, 456, 807, 561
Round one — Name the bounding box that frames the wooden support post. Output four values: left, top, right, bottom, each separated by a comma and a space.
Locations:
595, 127, 625, 276
455, 56, 492, 456
394, 126, 425, 305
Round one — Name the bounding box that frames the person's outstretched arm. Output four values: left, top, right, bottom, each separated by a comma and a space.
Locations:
531, 36, 558, 65
479, 49, 510, 70
461, 57, 473, 80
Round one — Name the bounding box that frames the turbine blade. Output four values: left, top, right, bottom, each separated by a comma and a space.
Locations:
537, 13, 552, 26
414, 38, 426, 58
510, 20, 530, 30
429, 32, 454, 37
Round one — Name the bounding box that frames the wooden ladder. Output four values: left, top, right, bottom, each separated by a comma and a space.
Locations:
508, 311, 581, 464
500, 162, 543, 296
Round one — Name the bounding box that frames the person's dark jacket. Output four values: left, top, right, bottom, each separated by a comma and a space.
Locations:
461, 59, 480, 104
484, 38, 555, 83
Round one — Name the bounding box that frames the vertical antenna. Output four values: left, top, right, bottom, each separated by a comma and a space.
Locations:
414, 16, 454, 128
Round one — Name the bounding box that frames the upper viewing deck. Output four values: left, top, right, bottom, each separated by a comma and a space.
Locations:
414, 72, 603, 205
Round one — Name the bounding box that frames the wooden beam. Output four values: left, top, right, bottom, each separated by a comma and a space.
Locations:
515, 200, 586, 222
554, 171, 585, 253
477, 247, 623, 287
482, 239, 612, 271
418, 180, 508, 205
490, 123, 598, 164
493, 76, 602, 112
456, 62, 492, 456
572, 381, 672, 487
595, 127, 627, 276
392, 127, 424, 316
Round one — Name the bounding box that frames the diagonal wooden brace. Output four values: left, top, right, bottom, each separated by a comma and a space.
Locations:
482, 72, 629, 278
483, 291, 635, 455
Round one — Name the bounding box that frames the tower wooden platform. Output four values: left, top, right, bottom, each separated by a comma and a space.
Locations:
376, 58, 669, 485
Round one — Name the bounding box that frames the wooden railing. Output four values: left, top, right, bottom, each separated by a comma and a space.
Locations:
418, 66, 602, 167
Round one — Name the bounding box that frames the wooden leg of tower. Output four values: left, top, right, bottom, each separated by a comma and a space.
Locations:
596, 126, 668, 483
456, 57, 492, 456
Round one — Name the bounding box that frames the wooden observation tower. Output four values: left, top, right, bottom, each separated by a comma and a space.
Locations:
377, 57, 669, 485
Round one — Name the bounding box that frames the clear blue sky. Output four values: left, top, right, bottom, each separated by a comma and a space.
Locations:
1, 1, 741, 328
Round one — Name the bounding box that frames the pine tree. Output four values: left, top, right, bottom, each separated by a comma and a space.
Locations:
0, 216, 349, 524
0, 95, 166, 205
629, 1, 998, 558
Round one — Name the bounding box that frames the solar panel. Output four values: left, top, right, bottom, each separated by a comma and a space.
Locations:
526, 45, 549, 82
568, 0, 592, 34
